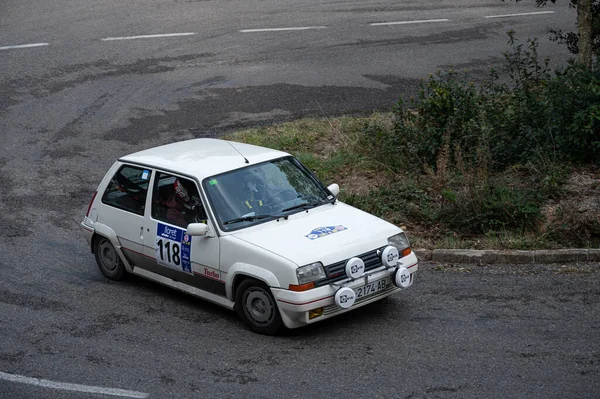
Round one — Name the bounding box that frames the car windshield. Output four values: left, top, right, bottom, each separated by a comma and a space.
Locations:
203, 156, 333, 231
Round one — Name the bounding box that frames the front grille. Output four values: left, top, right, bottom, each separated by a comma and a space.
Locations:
315, 246, 386, 287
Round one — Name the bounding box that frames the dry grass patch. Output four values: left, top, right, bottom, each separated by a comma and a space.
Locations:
226, 115, 600, 250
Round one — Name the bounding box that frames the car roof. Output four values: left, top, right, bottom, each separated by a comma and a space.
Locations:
119, 138, 290, 181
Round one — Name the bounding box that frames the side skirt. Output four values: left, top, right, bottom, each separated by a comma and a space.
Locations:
130, 267, 235, 310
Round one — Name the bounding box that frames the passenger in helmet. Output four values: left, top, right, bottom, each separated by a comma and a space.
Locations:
166, 178, 206, 228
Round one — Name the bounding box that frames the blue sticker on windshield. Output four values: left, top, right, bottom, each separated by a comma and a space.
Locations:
306, 225, 347, 240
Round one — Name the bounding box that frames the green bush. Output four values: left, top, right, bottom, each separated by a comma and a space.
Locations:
355, 33, 599, 237
360, 34, 600, 173
438, 184, 544, 234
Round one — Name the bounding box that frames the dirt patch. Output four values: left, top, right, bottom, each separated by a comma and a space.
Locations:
542, 170, 600, 246
337, 169, 391, 197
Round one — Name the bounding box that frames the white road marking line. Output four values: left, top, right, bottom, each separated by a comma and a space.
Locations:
101, 32, 197, 41
0, 371, 149, 399
0, 43, 49, 51
485, 11, 555, 19
370, 19, 450, 26
239, 26, 327, 33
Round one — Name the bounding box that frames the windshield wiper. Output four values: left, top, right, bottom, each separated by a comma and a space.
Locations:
223, 214, 288, 226
223, 215, 272, 226
281, 201, 325, 213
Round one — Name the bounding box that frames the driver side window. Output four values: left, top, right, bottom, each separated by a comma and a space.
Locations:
151, 173, 207, 228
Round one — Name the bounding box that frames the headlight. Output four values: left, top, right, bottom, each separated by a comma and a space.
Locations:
296, 262, 326, 284
388, 232, 410, 251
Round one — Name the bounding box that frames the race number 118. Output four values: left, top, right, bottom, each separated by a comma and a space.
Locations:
156, 239, 181, 266
156, 222, 192, 273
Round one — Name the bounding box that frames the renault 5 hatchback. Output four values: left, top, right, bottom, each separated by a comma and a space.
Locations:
81, 138, 418, 334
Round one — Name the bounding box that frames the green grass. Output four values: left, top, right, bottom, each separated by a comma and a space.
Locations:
228, 117, 382, 184
225, 115, 598, 250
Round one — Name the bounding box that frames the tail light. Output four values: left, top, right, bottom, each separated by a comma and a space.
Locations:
86, 191, 97, 217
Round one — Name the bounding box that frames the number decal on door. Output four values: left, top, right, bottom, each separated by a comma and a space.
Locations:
156, 239, 182, 266
156, 223, 192, 273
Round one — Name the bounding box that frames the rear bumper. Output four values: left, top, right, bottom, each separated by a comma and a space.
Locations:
271, 252, 418, 329
81, 217, 95, 250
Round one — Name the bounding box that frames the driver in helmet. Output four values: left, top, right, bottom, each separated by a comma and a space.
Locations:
166, 178, 206, 228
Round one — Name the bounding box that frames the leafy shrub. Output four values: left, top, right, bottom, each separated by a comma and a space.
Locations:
360, 34, 600, 173
438, 184, 544, 234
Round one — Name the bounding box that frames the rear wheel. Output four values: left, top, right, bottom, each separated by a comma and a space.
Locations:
236, 279, 283, 335
94, 236, 126, 281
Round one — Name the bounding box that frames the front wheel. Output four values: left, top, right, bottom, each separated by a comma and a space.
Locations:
236, 279, 283, 335
94, 236, 126, 281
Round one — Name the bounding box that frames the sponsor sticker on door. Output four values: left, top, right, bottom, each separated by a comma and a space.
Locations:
156, 223, 192, 273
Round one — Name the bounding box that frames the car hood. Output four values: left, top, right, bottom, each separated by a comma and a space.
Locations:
230, 202, 401, 266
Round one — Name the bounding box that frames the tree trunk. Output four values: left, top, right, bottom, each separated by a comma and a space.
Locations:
577, 0, 593, 69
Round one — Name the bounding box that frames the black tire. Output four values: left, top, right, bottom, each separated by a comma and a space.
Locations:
235, 279, 283, 335
94, 236, 126, 281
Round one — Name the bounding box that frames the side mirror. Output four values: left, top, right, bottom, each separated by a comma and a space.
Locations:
187, 223, 209, 236
327, 183, 340, 197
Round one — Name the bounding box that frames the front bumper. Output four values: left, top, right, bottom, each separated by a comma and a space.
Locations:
271, 252, 418, 329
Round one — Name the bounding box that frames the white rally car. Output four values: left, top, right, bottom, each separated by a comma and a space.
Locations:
81, 138, 418, 334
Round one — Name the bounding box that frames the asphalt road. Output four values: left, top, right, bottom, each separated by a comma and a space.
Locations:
2, 0, 598, 398
1, 262, 599, 398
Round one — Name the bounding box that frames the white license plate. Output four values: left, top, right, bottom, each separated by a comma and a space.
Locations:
355, 277, 388, 299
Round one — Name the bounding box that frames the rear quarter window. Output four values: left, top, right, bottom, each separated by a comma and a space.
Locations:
101, 165, 151, 216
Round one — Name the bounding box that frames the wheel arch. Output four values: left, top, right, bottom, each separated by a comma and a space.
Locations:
233, 272, 283, 335
226, 264, 280, 300
90, 223, 134, 272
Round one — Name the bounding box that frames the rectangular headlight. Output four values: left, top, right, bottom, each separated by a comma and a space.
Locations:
296, 262, 326, 284
388, 232, 410, 251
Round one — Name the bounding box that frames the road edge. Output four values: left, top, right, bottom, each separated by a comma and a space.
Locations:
413, 248, 600, 264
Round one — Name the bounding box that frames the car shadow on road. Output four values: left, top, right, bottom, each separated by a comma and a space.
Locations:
120, 273, 412, 337
280, 296, 411, 338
